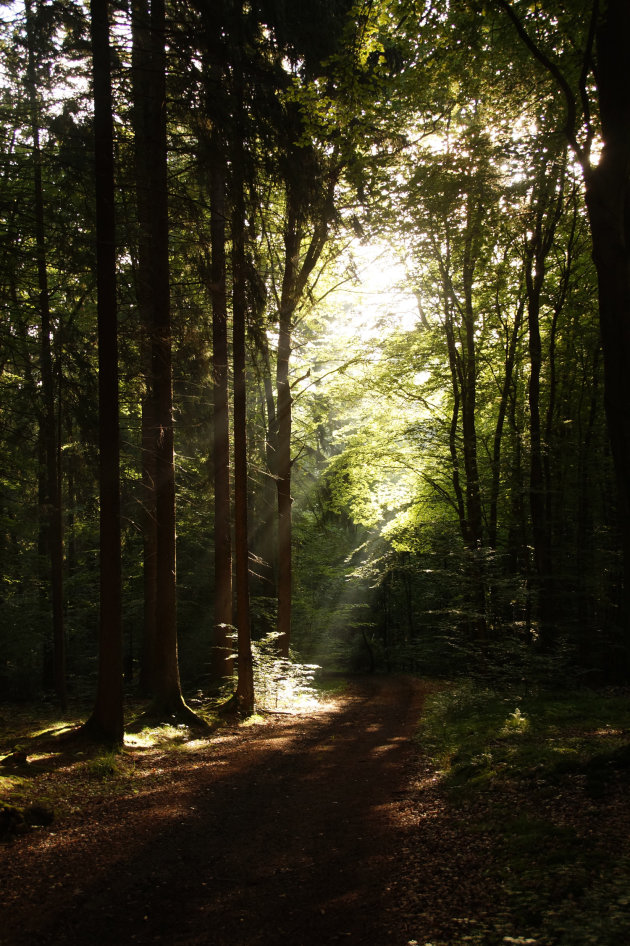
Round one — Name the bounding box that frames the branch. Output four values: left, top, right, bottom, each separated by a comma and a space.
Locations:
421, 472, 462, 515
494, 0, 584, 162
578, 0, 599, 159
290, 368, 311, 390
290, 355, 366, 403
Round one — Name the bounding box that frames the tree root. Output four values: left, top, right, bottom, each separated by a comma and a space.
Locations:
127, 699, 213, 734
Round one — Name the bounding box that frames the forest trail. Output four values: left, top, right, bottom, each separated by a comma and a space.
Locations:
0, 676, 439, 946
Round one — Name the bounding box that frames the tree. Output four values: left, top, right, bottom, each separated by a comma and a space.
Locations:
208, 137, 233, 682
521, 144, 567, 641
130, 0, 158, 696
495, 0, 630, 670
198, 23, 234, 682
230, 4, 255, 714
84, 0, 123, 744
136, 0, 200, 721
23, 0, 66, 708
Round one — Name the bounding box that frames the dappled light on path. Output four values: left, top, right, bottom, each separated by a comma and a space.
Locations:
0, 676, 428, 946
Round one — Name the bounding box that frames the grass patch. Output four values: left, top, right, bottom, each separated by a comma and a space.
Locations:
0, 699, 218, 825
418, 681, 630, 945
420, 682, 630, 790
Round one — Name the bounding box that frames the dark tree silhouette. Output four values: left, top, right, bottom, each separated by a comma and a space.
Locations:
84, 0, 123, 744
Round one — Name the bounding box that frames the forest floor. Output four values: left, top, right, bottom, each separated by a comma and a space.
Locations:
1, 674, 630, 945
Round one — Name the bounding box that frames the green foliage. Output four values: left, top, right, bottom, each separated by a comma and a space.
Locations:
420, 683, 630, 785
83, 750, 121, 780
250, 633, 321, 712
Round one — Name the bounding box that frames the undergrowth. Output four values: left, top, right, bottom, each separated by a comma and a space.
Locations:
416, 682, 630, 945
251, 633, 322, 712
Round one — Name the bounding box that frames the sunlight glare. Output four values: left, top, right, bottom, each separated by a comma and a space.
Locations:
336, 242, 418, 343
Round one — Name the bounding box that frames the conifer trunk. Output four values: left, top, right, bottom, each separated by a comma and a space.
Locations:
209, 141, 233, 681
85, 0, 123, 744
146, 0, 188, 715
584, 0, 630, 671
231, 20, 255, 714
275, 217, 300, 659
131, 0, 158, 695
24, 0, 66, 709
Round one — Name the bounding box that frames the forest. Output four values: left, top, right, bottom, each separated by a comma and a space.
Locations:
2, 0, 630, 741
4, 2, 630, 944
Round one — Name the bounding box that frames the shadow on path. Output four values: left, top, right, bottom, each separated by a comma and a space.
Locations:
0, 675, 426, 946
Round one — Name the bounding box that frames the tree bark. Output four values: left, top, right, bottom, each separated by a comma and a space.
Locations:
209, 138, 233, 682
131, 0, 157, 696
523, 154, 566, 643
461, 213, 484, 553
271, 177, 335, 656
84, 0, 123, 744
141, 0, 196, 720
24, 0, 66, 710
524, 233, 552, 635
231, 23, 255, 715
489, 295, 524, 549
583, 0, 630, 667
275, 211, 301, 659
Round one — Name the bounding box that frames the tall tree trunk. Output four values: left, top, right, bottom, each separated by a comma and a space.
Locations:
524, 237, 553, 637
461, 222, 484, 552
139, 397, 157, 693
131, 0, 157, 695
444, 318, 468, 536
272, 176, 335, 657
275, 212, 301, 659
461, 207, 487, 641
489, 296, 524, 549
24, 0, 66, 709
576, 345, 601, 663
523, 160, 564, 644
438, 216, 486, 640
84, 0, 123, 744
209, 139, 233, 681
230, 23, 255, 715
583, 0, 630, 669
143, 0, 197, 720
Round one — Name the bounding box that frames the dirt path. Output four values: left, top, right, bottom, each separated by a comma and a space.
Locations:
0, 676, 429, 946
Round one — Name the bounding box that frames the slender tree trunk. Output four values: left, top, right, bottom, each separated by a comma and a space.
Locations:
523, 161, 565, 642
439, 215, 486, 640
461, 226, 484, 551
24, 0, 66, 709
256, 364, 280, 606
445, 331, 467, 535
84, 0, 123, 744
275, 215, 301, 659
525, 239, 553, 635
576, 345, 601, 662
489, 297, 524, 548
131, 0, 157, 695
139, 397, 157, 693
209, 140, 233, 681
438, 245, 470, 540
149, 0, 184, 714
272, 178, 334, 656
231, 29, 255, 715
